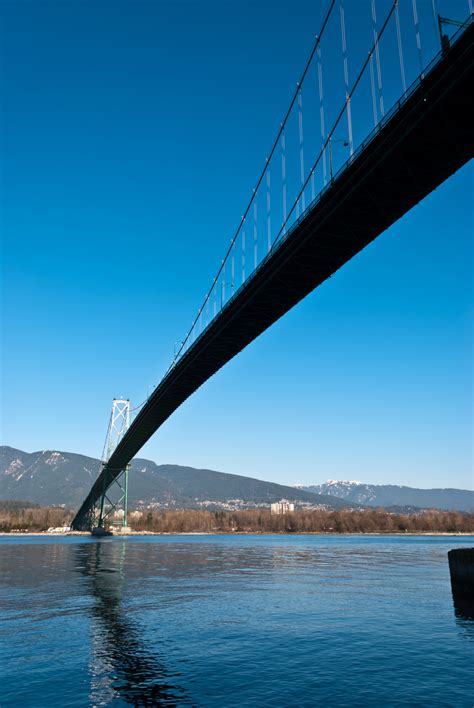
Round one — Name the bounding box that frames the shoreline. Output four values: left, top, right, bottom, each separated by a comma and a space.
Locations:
1, 531, 473, 538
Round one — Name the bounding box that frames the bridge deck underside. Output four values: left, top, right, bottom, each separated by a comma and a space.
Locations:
72, 24, 473, 529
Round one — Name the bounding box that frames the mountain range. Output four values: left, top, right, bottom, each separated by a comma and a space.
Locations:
296, 480, 474, 512
1, 447, 471, 512
0, 446, 346, 510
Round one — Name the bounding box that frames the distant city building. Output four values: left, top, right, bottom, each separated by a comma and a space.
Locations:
270, 501, 295, 515
112, 509, 142, 520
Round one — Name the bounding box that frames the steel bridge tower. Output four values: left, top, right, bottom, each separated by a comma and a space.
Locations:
92, 398, 131, 532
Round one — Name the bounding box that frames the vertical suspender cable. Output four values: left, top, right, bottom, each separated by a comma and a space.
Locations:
221, 261, 225, 308
242, 220, 246, 284
253, 202, 258, 269
298, 89, 306, 211
281, 129, 287, 234
266, 169, 271, 254
369, 52, 378, 127
430, 0, 438, 39
317, 43, 327, 185
469, 0, 473, 16
395, 0, 407, 96
371, 0, 385, 117
231, 241, 235, 293
339, 0, 353, 155
412, 0, 424, 77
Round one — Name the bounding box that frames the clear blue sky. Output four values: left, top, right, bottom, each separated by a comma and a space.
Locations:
1, 0, 472, 489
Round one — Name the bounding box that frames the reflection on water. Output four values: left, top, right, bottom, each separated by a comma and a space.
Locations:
76, 541, 187, 706
452, 592, 474, 621
451, 586, 474, 644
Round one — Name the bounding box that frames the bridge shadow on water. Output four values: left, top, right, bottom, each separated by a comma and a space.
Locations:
74, 541, 188, 706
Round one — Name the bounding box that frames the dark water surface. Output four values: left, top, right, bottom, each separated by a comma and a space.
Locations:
0, 534, 473, 707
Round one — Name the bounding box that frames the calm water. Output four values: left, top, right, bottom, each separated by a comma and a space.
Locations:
0, 534, 473, 707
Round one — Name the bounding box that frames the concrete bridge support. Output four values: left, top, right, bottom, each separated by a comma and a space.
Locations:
448, 548, 474, 617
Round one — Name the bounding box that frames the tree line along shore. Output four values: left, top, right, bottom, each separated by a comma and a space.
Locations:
0, 502, 473, 534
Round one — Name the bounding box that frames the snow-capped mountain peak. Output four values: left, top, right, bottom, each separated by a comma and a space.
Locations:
294, 480, 474, 511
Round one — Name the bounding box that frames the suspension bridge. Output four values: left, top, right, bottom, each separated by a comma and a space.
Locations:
71, 1, 473, 531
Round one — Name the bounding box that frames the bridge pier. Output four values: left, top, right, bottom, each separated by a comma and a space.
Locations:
91, 526, 113, 537
448, 548, 474, 616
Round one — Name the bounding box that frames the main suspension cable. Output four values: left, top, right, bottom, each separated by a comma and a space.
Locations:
172, 0, 337, 365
